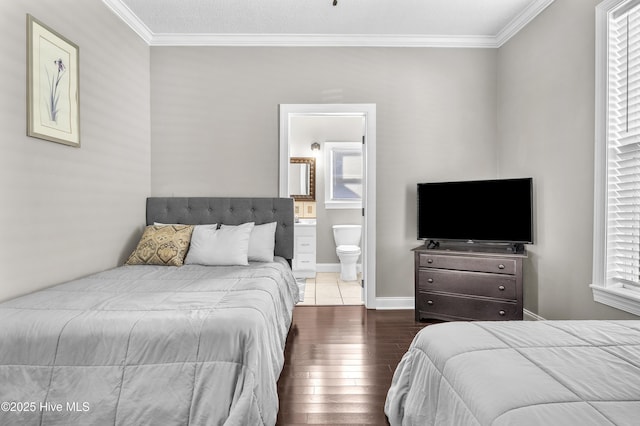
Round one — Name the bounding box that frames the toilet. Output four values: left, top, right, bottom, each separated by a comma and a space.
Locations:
332, 225, 362, 281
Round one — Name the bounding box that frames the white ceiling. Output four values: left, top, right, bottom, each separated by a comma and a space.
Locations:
102, 0, 555, 47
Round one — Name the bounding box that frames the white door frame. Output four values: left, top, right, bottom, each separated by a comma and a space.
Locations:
279, 104, 377, 309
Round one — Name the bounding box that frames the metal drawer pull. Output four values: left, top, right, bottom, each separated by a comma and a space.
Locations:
427, 258, 433, 264
427, 300, 434, 305
499, 310, 506, 316
498, 264, 505, 269
498, 285, 505, 291
427, 278, 434, 283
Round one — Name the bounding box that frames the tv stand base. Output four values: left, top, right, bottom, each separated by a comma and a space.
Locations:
412, 245, 526, 322
423, 240, 526, 255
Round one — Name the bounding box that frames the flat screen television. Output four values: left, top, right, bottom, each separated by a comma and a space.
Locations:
417, 178, 533, 245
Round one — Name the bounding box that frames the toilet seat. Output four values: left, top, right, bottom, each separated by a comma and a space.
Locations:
337, 245, 361, 255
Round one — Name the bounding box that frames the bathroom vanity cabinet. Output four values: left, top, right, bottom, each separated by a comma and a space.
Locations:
293, 222, 316, 279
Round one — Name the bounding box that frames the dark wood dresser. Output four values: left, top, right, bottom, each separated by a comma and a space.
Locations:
414, 245, 525, 321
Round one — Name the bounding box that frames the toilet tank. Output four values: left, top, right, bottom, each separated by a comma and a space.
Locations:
332, 225, 362, 246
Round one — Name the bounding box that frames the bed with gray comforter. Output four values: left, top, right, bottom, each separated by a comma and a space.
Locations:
0, 197, 298, 426
385, 320, 640, 425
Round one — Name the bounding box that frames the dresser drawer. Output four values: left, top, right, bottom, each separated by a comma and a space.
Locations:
417, 292, 521, 321
418, 253, 516, 275
296, 236, 315, 254
418, 269, 517, 300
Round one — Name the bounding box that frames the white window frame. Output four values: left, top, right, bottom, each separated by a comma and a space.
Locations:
591, 0, 640, 315
324, 142, 363, 210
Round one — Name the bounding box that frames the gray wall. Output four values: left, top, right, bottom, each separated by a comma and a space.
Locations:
0, 0, 151, 301
497, 0, 637, 319
3, 2, 621, 319
150, 47, 499, 299
290, 115, 363, 264
1, 0, 634, 319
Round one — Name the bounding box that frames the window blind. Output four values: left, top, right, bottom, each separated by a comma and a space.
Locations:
606, 4, 640, 288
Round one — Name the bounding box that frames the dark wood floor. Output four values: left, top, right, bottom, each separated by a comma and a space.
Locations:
276, 306, 434, 425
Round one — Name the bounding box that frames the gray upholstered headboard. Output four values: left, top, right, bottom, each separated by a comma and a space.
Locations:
146, 197, 294, 261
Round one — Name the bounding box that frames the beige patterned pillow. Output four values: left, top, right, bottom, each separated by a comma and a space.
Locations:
126, 225, 194, 266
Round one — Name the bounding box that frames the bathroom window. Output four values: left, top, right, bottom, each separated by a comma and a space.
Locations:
325, 142, 362, 209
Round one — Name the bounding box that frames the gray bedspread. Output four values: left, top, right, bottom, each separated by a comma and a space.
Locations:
0, 258, 299, 426
385, 320, 640, 426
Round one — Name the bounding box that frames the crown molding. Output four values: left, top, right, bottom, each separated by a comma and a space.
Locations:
102, 0, 555, 48
102, 0, 153, 44
495, 0, 556, 47
149, 33, 498, 48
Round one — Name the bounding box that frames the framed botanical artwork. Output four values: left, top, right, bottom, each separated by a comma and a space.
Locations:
27, 14, 80, 147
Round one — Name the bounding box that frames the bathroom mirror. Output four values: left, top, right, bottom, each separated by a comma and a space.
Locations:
289, 157, 316, 201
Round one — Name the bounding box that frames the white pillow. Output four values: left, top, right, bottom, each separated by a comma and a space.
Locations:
222, 222, 277, 262
185, 222, 254, 266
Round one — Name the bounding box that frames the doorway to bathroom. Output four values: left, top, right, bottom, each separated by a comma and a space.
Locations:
279, 104, 376, 308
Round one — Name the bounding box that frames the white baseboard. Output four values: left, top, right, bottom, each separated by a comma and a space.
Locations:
373, 300, 547, 318
375, 297, 415, 310
316, 263, 340, 273
312, 288, 543, 316
316, 263, 362, 273
523, 309, 546, 321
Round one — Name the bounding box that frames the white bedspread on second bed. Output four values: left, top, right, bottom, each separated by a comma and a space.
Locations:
385, 320, 640, 426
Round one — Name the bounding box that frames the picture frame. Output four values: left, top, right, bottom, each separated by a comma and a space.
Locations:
27, 14, 80, 147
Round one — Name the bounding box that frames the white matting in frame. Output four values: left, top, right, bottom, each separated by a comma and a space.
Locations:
27, 14, 80, 147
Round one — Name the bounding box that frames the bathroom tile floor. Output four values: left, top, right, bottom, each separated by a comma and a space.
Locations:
297, 272, 363, 306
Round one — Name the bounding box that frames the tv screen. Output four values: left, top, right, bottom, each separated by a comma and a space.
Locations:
417, 178, 533, 244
